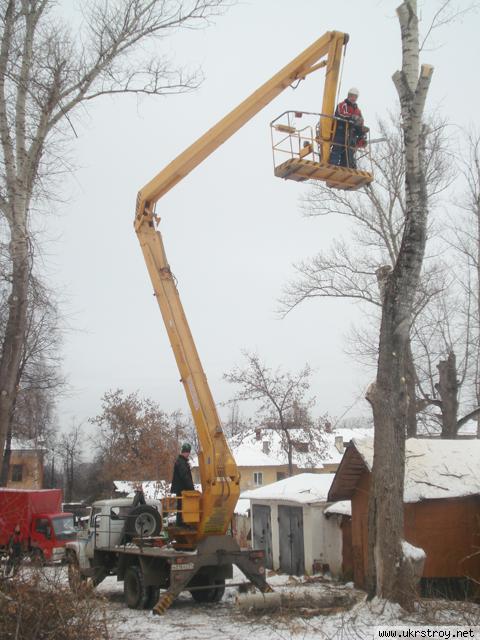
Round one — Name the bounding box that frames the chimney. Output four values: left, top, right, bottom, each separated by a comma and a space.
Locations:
334, 435, 344, 453
262, 440, 270, 455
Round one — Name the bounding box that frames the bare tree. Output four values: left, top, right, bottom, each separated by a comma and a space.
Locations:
58, 421, 83, 502
0, 0, 232, 466
450, 131, 480, 435
223, 351, 325, 475
280, 114, 455, 438
0, 274, 64, 484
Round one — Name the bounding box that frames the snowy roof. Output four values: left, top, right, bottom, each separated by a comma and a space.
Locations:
321, 428, 373, 465
189, 424, 374, 471
10, 438, 45, 452
241, 472, 335, 505
229, 444, 285, 467
114, 480, 171, 499
329, 437, 480, 503
324, 500, 352, 517
191, 442, 295, 469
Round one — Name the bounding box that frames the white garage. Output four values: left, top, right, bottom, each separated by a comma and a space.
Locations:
241, 473, 345, 577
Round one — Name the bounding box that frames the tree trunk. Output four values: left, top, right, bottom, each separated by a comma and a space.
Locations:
0, 222, 30, 483
437, 352, 458, 437
405, 339, 417, 437
0, 425, 12, 486
367, 296, 408, 603
366, 0, 433, 608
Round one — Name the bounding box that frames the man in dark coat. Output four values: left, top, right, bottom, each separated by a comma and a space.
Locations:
171, 443, 194, 527
132, 483, 146, 507
6, 524, 23, 576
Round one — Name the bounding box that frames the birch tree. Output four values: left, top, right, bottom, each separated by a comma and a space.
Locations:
365, 0, 433, 606
0, 0, 231, 470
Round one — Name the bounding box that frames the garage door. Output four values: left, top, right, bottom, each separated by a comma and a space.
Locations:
252, 504, 273, 569
278, 505, 305, 575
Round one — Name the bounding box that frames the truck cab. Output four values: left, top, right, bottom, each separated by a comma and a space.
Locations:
66, 498, 162, 583
30, 512, 76, 562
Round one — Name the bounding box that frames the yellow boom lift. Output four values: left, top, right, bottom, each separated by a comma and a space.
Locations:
135, 31, 372, 612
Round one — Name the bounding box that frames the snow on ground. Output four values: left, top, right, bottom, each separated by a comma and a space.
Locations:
6, 564, 480, 639
91, 567, 480, 640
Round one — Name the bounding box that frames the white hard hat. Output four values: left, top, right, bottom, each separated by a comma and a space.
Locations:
348, 87, 359, 97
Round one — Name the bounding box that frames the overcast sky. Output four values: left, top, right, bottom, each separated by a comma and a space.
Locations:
48, 0, 479, 436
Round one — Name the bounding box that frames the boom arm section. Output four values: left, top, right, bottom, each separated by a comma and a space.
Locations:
135, 31, 348, 538
135, 31, 347, 221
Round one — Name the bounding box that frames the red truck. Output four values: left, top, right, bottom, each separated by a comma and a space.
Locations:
0, 488, 76, 563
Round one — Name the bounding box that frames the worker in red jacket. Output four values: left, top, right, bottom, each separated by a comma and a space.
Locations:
329, 88, 368, 169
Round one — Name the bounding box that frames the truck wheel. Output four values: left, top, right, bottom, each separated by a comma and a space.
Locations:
31, 548, 45, 567
125, 505, 161, 539
146, 586, 160, 609
190, 578, 225, 603
124, 564, 151, 609
67, 552, 86, 591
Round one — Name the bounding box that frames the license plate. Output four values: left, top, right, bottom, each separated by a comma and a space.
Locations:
171, 562, 194, 571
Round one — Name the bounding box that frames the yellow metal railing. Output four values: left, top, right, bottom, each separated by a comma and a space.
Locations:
270, 110, 372, 173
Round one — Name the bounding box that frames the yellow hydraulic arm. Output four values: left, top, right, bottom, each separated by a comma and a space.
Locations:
135, 31, 348, 541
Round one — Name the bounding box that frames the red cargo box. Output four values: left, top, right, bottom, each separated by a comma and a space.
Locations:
0, 488, 62, 546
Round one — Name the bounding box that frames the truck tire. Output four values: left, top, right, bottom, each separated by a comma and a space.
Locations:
30, 548, 45, 566
124, 564, 151, 609
67, 552, 87, 591
146, 586, 160, 609
124, 505, 161, 539
67, 551, 106, 590
190, 578, 225, 603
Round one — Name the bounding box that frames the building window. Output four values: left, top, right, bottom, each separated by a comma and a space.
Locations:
293, 441, 309, 453
253, 472, 263, 486
11, 464, 23, 482
276, 471, 286, 481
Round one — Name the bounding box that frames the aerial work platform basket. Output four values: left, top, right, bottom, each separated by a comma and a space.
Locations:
271, 111, 374, 191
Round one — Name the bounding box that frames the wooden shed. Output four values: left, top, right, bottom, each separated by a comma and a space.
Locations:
242, 473, 346, 577
328, 438, 480, 592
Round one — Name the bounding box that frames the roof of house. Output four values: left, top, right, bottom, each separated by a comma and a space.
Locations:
113, 480, 206, 500
10, 438, 45, 453
324, 500, 352, 517
328, 437, 480, 503
241, 472, 335, 505
225, 444, 286, 467
197, 426, 374, 471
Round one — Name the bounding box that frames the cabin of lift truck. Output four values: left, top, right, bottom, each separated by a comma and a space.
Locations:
271, 109, 373, 191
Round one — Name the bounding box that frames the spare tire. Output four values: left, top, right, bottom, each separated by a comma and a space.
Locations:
124, 505, 161, 539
